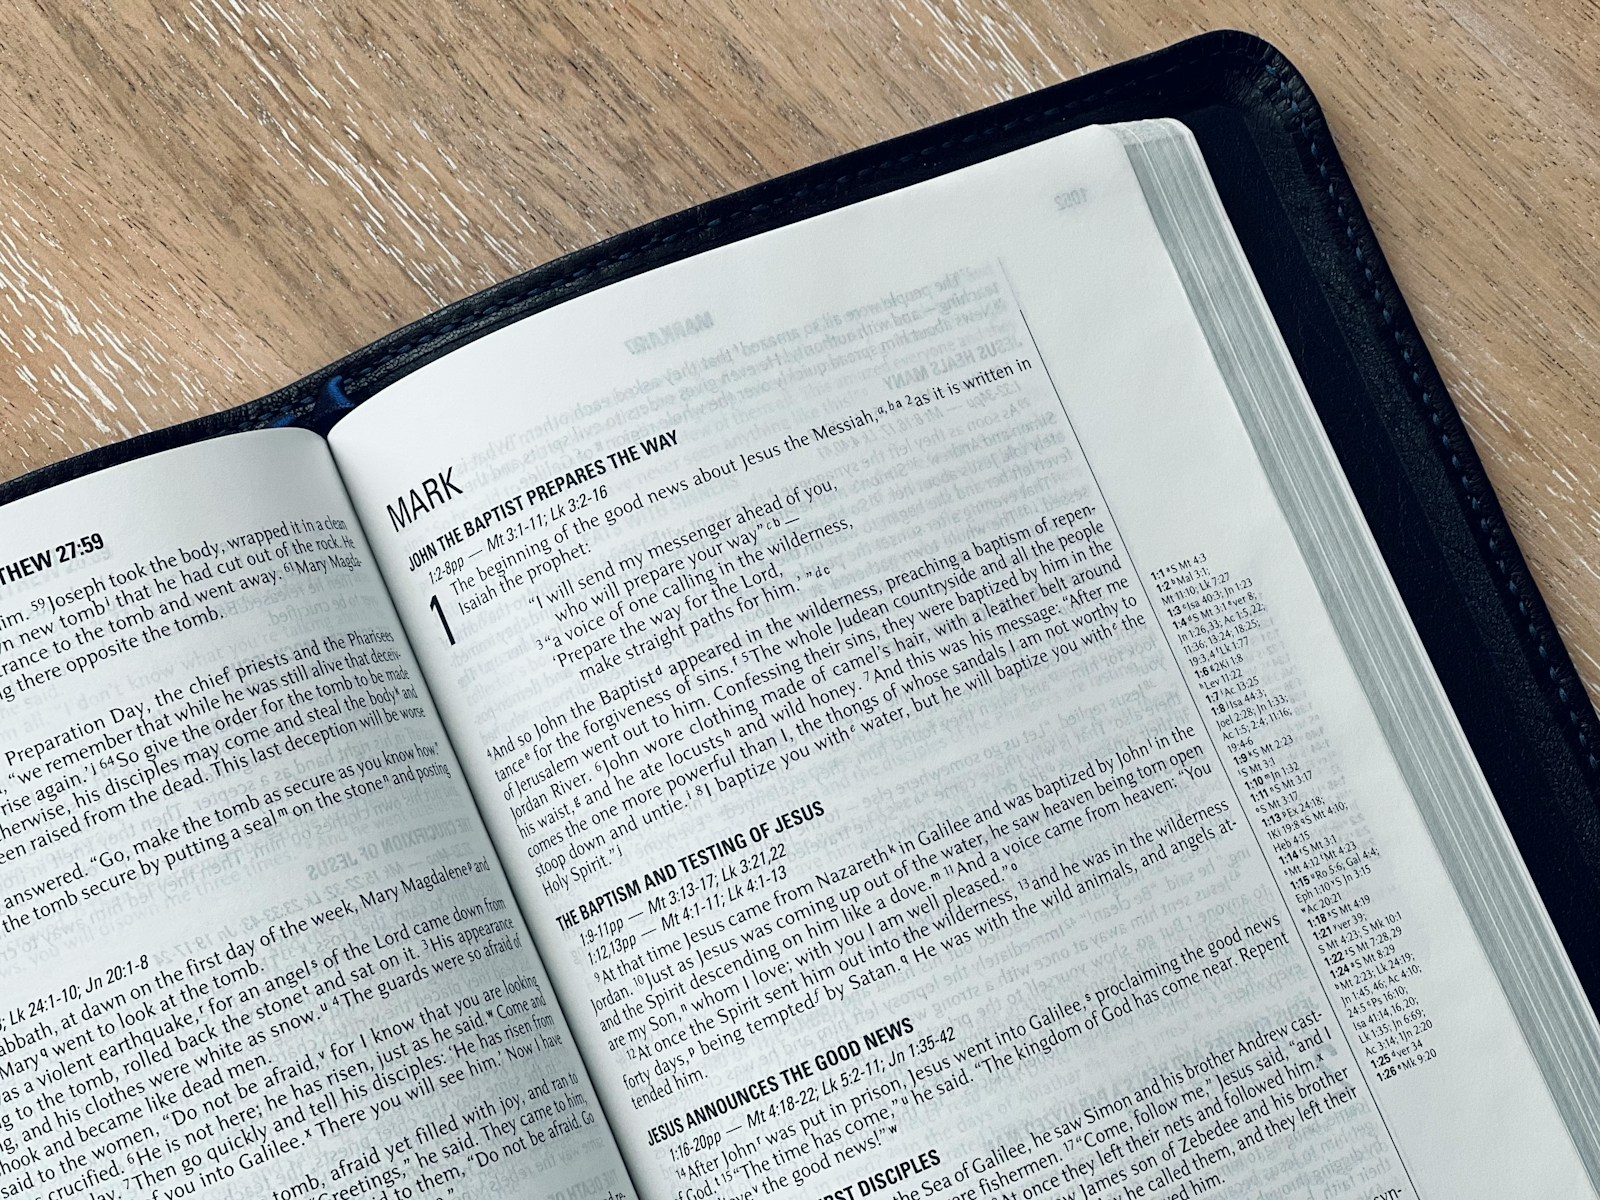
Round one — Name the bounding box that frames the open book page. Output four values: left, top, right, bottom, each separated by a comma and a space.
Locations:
0, 431, 630, 1200
329, 126, 1594, 1199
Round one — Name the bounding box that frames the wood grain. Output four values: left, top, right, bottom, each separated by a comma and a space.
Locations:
2, 3, 1598, 700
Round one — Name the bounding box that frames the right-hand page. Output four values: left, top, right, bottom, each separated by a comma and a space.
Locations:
329, 124, 1597, 1199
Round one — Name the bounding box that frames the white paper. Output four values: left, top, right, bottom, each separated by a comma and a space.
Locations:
0, 431, 631, 1200
329, 127, 1594, 1199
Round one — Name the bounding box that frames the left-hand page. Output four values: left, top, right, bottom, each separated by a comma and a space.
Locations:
0, 431, 632, 1200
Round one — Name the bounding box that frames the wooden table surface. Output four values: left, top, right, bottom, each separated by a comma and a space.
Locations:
2, 3, 1597, 699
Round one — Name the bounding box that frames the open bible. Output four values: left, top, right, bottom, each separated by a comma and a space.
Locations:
4, 90, 1600, 1200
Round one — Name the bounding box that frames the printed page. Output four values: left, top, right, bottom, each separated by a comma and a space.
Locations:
0, 431, 631, 1200
328, 127, 1594, 1199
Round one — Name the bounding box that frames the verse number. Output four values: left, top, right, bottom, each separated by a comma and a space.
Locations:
429, 594, 456, 646
54, 532, 105, 563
